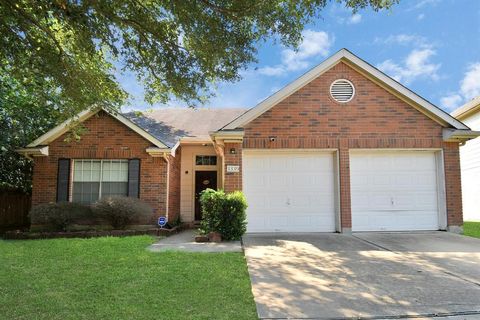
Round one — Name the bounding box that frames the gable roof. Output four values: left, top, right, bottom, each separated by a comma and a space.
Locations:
451, 96, 480, 120
123, 108, 247, 147
25, 107, 247, 149
27, 107, 170, 149
220, 48, 469, 131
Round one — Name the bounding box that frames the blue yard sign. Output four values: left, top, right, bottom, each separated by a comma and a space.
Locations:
158, 216, 167, 228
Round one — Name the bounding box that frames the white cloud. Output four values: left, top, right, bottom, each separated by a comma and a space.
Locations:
347, 13, 362, 24
460, 62, 480, 100
377, 48, 441, 84
409, 0, 441, 10
376, 34, 430, 47
440, 94, 462, 110
441, 62, 480, 110
258, 30, 333, 76
257, 66, 285, 77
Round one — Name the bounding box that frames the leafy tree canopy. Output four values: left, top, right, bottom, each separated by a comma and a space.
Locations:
0, 70, 63, 192
0, 0, 399, 119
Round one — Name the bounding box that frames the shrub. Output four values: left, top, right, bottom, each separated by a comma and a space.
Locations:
92, 196, 153, 229
29, 202, 92, 231
199, 189, 248, 241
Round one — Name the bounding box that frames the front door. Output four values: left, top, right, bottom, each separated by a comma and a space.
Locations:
195, 171, 218, 220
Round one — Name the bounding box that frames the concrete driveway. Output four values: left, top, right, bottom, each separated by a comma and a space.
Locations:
242, 232, 480, 319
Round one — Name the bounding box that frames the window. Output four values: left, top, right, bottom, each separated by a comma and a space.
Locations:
195, 155, 217, 166
330, 79, 355, 103
72, 160, 128, 204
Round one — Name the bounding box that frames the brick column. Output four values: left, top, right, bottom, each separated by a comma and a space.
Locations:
223, 142, 242, 192
443, 142, 463, 231
338, 147, 352, 232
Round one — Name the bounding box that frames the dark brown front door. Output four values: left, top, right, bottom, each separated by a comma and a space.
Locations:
195, 171, 218, 220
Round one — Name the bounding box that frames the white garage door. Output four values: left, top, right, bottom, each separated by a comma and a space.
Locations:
243, 151, 336, 232
350, 151, 440, 232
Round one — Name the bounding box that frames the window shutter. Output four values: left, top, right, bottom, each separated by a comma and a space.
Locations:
56, 159, 70, 202
128, 159, 140, 198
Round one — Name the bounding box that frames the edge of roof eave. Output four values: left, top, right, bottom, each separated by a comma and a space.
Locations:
221, 48, 469, 131
25, 106, 170, 149
451, 96, 480, 120
443, 128, 480, 143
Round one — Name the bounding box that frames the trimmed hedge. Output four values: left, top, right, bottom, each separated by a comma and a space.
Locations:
199, 189, 247, 241
29, 202, 92, 231
92, 196, 153, 229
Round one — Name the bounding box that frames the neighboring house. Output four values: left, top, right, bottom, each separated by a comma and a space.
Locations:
452, 96, 480, 222
18, 49, 479, 233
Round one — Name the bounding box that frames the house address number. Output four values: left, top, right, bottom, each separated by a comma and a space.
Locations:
226, 165, 240, 173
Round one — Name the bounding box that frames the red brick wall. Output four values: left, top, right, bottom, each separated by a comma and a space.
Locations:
239, 61, 462, 229
31, 111, 167, 223
443, 142, 463, 226
167, 147, 181, 222
223, 143, 242, 192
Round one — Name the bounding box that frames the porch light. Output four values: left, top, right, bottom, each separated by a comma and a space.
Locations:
230, 148, 236, 154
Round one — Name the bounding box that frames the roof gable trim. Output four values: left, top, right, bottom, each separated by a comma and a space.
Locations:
26, 107, 169, 149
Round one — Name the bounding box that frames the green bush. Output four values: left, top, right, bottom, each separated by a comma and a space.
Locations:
29, 202, 92, 231
199, 189, 247, 240
92, 196, 153, 229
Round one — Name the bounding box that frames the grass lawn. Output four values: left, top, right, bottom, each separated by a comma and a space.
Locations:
0, 236, 257, 320
463, 221, 480, 239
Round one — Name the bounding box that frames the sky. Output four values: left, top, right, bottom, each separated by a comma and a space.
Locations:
118, 0, 480, 113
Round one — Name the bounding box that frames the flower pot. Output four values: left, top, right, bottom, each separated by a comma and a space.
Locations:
208, 231, 222, 243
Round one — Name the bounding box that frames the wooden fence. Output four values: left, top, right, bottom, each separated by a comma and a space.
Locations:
0, 191, 31, 231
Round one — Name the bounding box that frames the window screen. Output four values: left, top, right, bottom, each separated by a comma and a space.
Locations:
72, 160, 128, 204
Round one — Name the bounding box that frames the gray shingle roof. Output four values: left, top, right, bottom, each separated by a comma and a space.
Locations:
123, 108, 247, 147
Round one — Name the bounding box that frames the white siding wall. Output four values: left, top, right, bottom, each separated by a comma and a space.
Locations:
460, 112, 480, 221
179, 145, 221, 222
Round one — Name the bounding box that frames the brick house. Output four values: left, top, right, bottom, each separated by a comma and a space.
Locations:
18, 49, 479, 232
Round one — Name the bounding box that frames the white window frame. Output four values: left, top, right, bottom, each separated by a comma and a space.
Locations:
72, 159, 129, 203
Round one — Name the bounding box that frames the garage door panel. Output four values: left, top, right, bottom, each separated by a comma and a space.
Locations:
244, 151, 336, 232
351, 151, 440, 232
354, 210, 439, 232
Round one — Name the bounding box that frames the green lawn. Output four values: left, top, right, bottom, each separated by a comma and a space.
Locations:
463, 221, 480, 239
0, 236, 257, 320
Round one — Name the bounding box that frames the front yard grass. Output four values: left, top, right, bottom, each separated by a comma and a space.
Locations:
463, 221, 480, 239
0, 236, 257, 320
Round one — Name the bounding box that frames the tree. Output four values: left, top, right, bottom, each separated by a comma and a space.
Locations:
0, 69, 63, 192
0, 0, 399, 119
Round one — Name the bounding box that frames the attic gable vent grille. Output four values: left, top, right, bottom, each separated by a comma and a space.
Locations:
330, 79, 355, 103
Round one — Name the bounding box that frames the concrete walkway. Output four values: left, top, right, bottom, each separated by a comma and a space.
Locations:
148, 229, 242, 253
243, 232, 480, 320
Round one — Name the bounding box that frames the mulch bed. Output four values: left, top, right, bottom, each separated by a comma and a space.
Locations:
3, 226, 182, 240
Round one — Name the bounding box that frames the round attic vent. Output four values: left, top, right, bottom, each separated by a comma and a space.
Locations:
330, 79, 355, 103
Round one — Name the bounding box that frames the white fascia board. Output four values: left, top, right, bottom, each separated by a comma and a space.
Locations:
146, 147, 171, 157
210, 130, 244, 140
442, 128, 480, 142
222, 49, 469, 130
27, 108, 95, 147
451, 96, 480, 120
26, 107, 169, 149
16, 146, 49, 158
